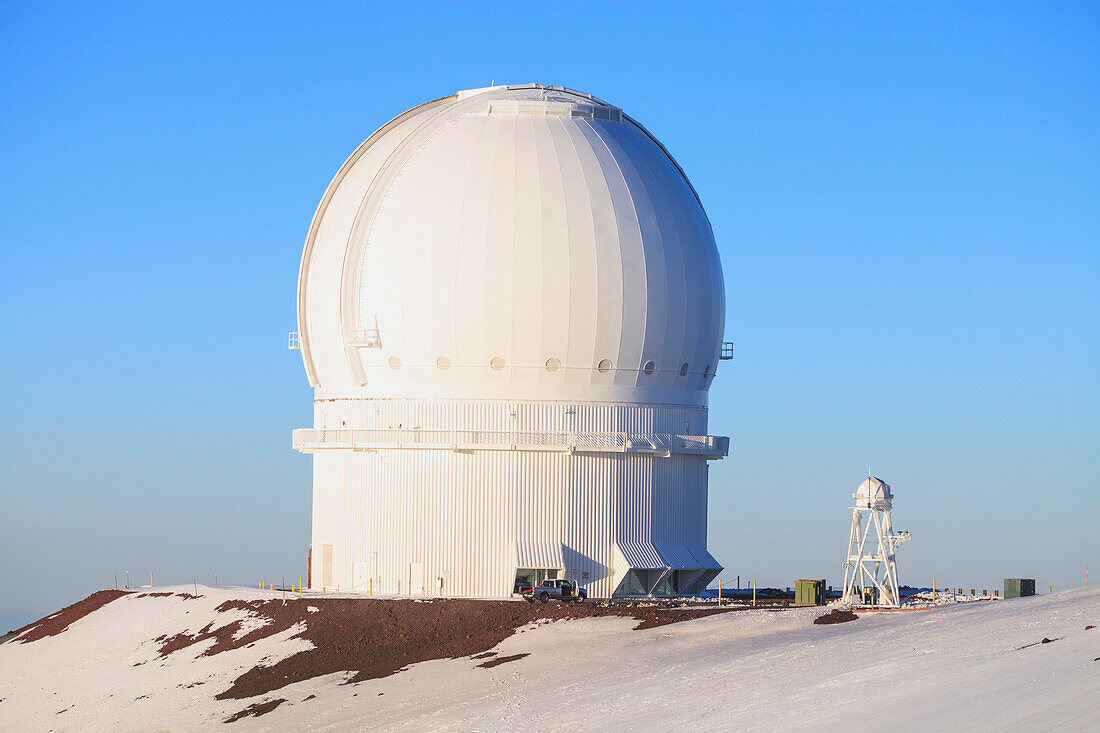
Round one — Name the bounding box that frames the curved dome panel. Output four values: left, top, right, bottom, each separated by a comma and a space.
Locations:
298, 85, 726, 406
297, 93, 456, 389
855, 477, 893, 509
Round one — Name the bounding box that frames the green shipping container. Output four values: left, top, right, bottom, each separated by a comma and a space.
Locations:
1003, 578, 1036, 598
794, 579, 826, 606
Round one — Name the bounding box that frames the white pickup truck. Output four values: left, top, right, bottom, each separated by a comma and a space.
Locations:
521, 579, 587, 604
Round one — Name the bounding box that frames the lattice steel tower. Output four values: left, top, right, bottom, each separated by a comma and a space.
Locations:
841, 476, 911, 607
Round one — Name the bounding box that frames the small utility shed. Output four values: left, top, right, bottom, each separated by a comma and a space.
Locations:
1004, 578, 1036, 598
794, 579, 826, 606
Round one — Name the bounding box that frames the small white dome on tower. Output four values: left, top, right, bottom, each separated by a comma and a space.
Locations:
854, 476, 892, 509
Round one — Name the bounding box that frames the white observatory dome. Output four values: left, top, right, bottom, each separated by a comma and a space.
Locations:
854, 477, 893, 510
297, 84, 725, 406
295, 85, 730, 600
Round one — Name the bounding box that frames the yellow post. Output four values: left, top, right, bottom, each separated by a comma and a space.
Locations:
718, 578, 722, 607
932, 578, 936, 605
323, 586, 326, 594
753, 579, 757, 607
150, 571, 153, 588
370, 578, 373, 595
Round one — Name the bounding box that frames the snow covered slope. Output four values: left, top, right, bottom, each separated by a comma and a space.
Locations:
1, 586, 1096, 731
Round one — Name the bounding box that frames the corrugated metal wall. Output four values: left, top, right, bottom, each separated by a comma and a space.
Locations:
309, 399, 718, 598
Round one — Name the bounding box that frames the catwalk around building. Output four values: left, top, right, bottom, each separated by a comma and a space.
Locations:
292, 84, 730, 598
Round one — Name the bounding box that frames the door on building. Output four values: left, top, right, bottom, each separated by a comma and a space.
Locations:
513, 567, 563, 594
409, 562, 424, 595
322, 544, 333, 587
353, 561, 369, 592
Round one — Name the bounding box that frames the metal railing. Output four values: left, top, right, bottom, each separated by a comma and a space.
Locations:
348, 328, 382, 348
292, 428, 729, 458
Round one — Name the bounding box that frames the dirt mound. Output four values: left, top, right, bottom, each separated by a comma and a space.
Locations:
813, 609, 859, 625
147, 597, 736, 701
10, 590, 130, 643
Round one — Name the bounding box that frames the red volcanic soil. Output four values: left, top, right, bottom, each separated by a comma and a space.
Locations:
149, 597, 738, 701
11, 590, 753, 720
223, 698, 288, 723
9, 590, 130, 643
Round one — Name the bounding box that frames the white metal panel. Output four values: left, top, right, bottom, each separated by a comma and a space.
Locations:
515, 541, 566, 569
615, 541, 667, 570
655, 542, 703, 570
685, 543, 723, 570
307, 427, 718, 597
409, 563, 424, 596
573, 118, 648, 386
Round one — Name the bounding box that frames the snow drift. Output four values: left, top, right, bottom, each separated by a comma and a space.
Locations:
0, 585, 1097, 731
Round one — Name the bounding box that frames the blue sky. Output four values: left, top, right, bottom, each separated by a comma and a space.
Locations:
2, 1, 1097, 627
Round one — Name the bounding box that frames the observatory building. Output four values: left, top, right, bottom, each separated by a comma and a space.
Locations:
292, 84, 730, 598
